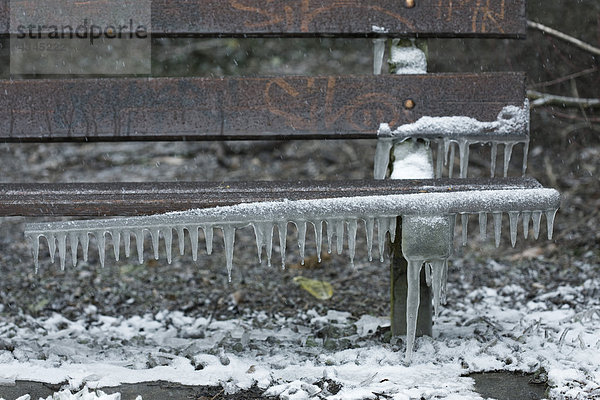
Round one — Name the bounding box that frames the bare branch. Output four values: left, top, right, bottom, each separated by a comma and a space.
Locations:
527, 20, 600, 57
528, 90, 600, 109
530, 67, 598, 89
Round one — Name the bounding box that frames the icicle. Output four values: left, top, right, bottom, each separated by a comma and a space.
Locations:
377, 217, 389, 262
111, 230, 121, 262
479, 212, 488, 240
448, 142, 456, 178
46, 234, 56, 264
373, 38, 386, 75
253, 223, 265, 263
57, 233, 67, 271
190, 226, 199, 262
503, 142, 515, 177
431, 260, 445, 317
532, 211, 542, 240
164, 227, 173, 264
222, 225, 236, 282
435, 140, 444, 178
124, 230, 131, 258
347, 219, 358, 267
335, 219, 345, 255
312, 220, 323, 263
177, 227, 185, 256
508, 212, 519, 247
135, 229, 144, 264
493, 212, 503, 247
374, 139, 393, 180
296, 221, 307, 264
81, 233, 90, 263
150, 228, 160, 260
69, 232, 79, 268
441, 260, 449, 305
545, 209, 558, 240
405, 259, 423, 362
31, 235, 40, 274
522, 141, 530, 176
365, 217, 375, 262
204, 225, 214, 255
326, 219, 334, 254
458, 139, 470, 178
389, 217, 397, 243
522, 211, 531, 239
277, 221, 288, 269
95, 231, 106, 268
490, 141, 498, 178
425, 263, 432, 286
461, 214, 469, 246
263, 223, 274, 267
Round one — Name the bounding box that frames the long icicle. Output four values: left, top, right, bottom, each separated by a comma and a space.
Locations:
312, 220, 323, 263
347, 219, 358, 267
69, 232, 79, 267
508, 212, 519, 247
365, 217, 375, 262
190, 226, 199, 262
504, 142, 515, 177
461, 214, 469, 246
164, 227, 173, 264
522, 211, 531, 239
111, 230, 121, 262
532, 211, 542, 240
490, 142, 498, 178
493, 212, 503, 247
222, 225, 236, 282
546, 209, 558, 240
335, 219, 345, 255
278, 221, 288, 269
405, 259, 423, 362
297, 221, 307, 265
479, 212, 488, 241
57, 233, 67, 271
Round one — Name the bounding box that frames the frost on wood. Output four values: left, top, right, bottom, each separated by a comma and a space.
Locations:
375, 102, 530, 180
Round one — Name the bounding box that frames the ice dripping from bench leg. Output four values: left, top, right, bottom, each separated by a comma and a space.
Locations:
402, 215, 454, 361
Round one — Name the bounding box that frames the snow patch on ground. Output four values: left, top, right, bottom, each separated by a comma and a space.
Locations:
0, 263, 599, 400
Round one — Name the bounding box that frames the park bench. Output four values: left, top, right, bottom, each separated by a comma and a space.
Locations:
0, 0, 560, 360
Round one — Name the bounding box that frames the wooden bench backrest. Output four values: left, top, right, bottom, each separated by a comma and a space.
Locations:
2, 0, 527, 38
0, 1, 527, 143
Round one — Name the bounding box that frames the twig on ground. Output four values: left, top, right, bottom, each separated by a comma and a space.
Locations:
527, 20, 600, 57
528, 90, 600, 109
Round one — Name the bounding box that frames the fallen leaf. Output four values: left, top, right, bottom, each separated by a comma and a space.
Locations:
293, 276, 333, 300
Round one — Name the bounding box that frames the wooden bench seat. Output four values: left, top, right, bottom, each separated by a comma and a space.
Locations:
0, 178, 545, 217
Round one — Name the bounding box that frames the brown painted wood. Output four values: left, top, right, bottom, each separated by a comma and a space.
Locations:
1, 0, 526, 38
0, 73, 526, 142
0, 178, 542, 217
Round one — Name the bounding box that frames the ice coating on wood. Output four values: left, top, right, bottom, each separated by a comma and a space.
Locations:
25, 187, 559, 275
375, 102, 530, 179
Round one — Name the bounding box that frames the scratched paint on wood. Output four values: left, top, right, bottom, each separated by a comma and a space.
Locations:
0, 0, 526, 38
0, 73, 525, 142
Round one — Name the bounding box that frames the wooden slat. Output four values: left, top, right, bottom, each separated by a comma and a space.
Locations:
1, 0, 526, 38
0, 73, 526, 142
0, 178, 542, 217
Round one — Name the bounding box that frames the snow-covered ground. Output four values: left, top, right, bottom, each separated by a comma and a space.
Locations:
0, 258, 598, 400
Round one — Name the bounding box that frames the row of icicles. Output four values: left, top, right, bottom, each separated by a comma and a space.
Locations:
28, 209, 557, 280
